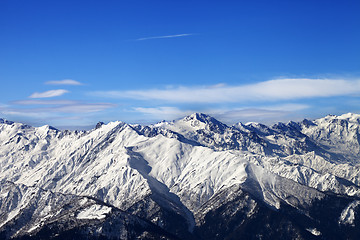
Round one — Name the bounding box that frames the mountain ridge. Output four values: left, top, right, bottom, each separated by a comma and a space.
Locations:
0, 113, 360, 239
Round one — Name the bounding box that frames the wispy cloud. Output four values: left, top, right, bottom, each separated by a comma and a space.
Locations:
92, 78, 360, 103
1, 98, 116, 120
136, 33, 193, 41
213, 108, 287, 118
12, 99, 78, 105
211, 108, 297, 124
133, 107, 192, 120
3, 103, 115, 114
206, 104, 310, 124
260, 103, 310, 111
55, 103, 116, 113
0, 110, 56, 118
131, 104, 308, 124
29, 89, 69, 98
45, 79, 83, 85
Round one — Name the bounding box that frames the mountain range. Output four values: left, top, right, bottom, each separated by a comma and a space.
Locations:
0, 113, 360, 239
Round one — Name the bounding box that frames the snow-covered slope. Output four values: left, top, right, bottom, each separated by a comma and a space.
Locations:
0, 113, 360, 239
0, 180, 176, 240
301, 113, 360, 162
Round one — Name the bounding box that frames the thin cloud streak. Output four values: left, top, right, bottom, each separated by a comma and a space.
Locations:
134, 107, 192, 120
131, 105, 307, 125
92, 78, 360, 103
207, 104, 310, 117
212, 108, 289, 119
211, 108, 298, 125
260, 103, 310, 111
45, 79, 83, 85
29, 89, 69, 98
12, 100, 78, 105
55, 103, 116, 113
136, 33, 193, 41
1, 102, 116, 116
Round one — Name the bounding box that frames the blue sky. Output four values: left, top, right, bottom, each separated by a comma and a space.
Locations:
1, 0, 360, 129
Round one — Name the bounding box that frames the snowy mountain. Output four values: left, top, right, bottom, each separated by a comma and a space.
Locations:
0, 181, 176, 240
0, 113, 360, 239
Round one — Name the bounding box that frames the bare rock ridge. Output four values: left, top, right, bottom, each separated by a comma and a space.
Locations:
0, 113, 360, 239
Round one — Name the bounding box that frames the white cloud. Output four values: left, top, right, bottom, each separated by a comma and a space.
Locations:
11, 100, 115, 112
0, 109, 57, 118
92, 78, 360, 103
130, 105, 308, 125
0, 103, 9, 109
209, 108, 304, 125
1, 102, 115, 117
12, 100, 78, 105
55, 103, 116, 113
29, 89, 69, 98
133, 107, 192, 120
45, 79, 83, 85
136, 33, 193, 41
214, 108, 285, 118
260, 103, 310, 111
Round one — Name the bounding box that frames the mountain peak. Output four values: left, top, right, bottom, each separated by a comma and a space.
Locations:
1, 113, 360, 239
313, 113, 360, 126
95, 121, 105, 129
184, 112, 213, 122
182, 113, 228, 133
300, 118, 316, 127
0, 118, 14, 125
338, 112, 360, 121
